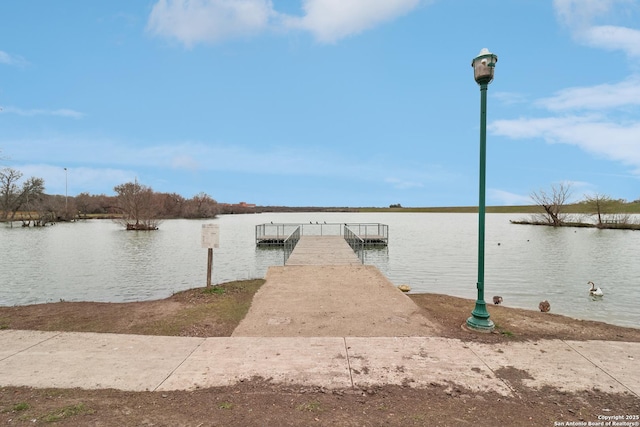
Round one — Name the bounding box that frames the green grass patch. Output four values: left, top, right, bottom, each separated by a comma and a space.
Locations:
492, 322, 515, 338
41, 403, 93, 423
297, 401, 322, 412
12, 402, 30, 412
203, 286, 225, 295
218, 402, 234, 410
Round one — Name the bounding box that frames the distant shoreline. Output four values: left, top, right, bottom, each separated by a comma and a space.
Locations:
3, 203, 640, 223
256, 203, 640, 215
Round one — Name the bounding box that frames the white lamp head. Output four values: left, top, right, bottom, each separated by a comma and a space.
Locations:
472, 48, 498, 85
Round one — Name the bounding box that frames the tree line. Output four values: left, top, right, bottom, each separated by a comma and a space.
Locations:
0, 166, 220, 229
2, 149, 638, 230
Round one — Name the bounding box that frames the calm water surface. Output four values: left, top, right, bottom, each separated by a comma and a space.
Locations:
1, 213, 638, 328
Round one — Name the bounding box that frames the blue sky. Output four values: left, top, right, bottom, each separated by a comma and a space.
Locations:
1, 0, 639, 207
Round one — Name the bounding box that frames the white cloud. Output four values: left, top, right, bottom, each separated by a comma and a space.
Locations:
493, 92, 528, 106
4, 136, 351, 177
553, 0, 621, 28
1, 106, 84, 119
490, 115, 640, 174
171, 154, 200, 171
581, 25, 640, 57
488, 189, 532, 206
132, 143, 337, 175
384, 177, 423, 190
15, 164, 133, 196
65, 167, 136, 195
3, 134, 453, 193
0, 51, 14, 64
493, 1, 640, 178
0, 50, 27, 66
536, 76, 640, 111
553, 0, 640, 57
147, 0, 426, 46
147, 0, 276, 46
283, 0, 421, 43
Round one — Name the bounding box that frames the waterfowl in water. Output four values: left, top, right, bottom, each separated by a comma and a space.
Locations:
539, 300, 550, 312
493, 296, 503, 305
588, 281, 604, 296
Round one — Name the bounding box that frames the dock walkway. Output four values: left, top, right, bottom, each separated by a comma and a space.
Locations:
233, 235, 437, 337
285, 236, 360, 266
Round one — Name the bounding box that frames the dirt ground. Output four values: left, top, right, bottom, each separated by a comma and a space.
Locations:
1, 280, 639, 426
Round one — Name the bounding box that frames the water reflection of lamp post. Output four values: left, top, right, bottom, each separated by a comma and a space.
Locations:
466, 48, 497, 332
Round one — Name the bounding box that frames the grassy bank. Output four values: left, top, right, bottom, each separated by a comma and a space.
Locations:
0, 279, 265, 337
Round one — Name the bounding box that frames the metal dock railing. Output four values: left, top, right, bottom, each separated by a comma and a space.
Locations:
256, 222, 388, 263
255, 222, 388, 246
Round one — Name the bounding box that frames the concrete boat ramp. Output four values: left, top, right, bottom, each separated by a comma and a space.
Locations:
233, 236, 437, 337
0, 236, 638, 398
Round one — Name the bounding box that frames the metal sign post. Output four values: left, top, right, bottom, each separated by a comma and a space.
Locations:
201, 224, 220, 287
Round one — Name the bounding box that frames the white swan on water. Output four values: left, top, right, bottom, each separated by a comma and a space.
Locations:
588, 281, 604, 297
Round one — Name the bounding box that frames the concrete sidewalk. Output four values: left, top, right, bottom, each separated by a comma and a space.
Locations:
1, 330, 638, 398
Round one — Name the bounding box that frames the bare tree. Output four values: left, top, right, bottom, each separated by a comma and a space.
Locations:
0, 167, 22, 220
75, 192, 94, 218
183, 192, 219, 218
155, 192, 185, 218
114, 180, 160, 230
0, 168, 45, 222
78, 193, 117, 215
21, 190, 58, 227
530, 182, 572, 226
581, 193, 628, 226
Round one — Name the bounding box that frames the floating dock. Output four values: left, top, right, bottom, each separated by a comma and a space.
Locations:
255, 222, 388, 247
285, 236, 361, 266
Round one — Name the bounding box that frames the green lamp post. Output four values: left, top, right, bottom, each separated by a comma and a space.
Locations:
467, 48, 498, 331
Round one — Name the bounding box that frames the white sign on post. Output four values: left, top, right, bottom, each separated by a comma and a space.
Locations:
201, 224, 220, 248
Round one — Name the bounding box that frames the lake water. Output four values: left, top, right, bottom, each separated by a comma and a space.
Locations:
1, 213, 638, 329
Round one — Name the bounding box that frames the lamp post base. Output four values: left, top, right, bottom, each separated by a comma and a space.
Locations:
466, 300, 495, 331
